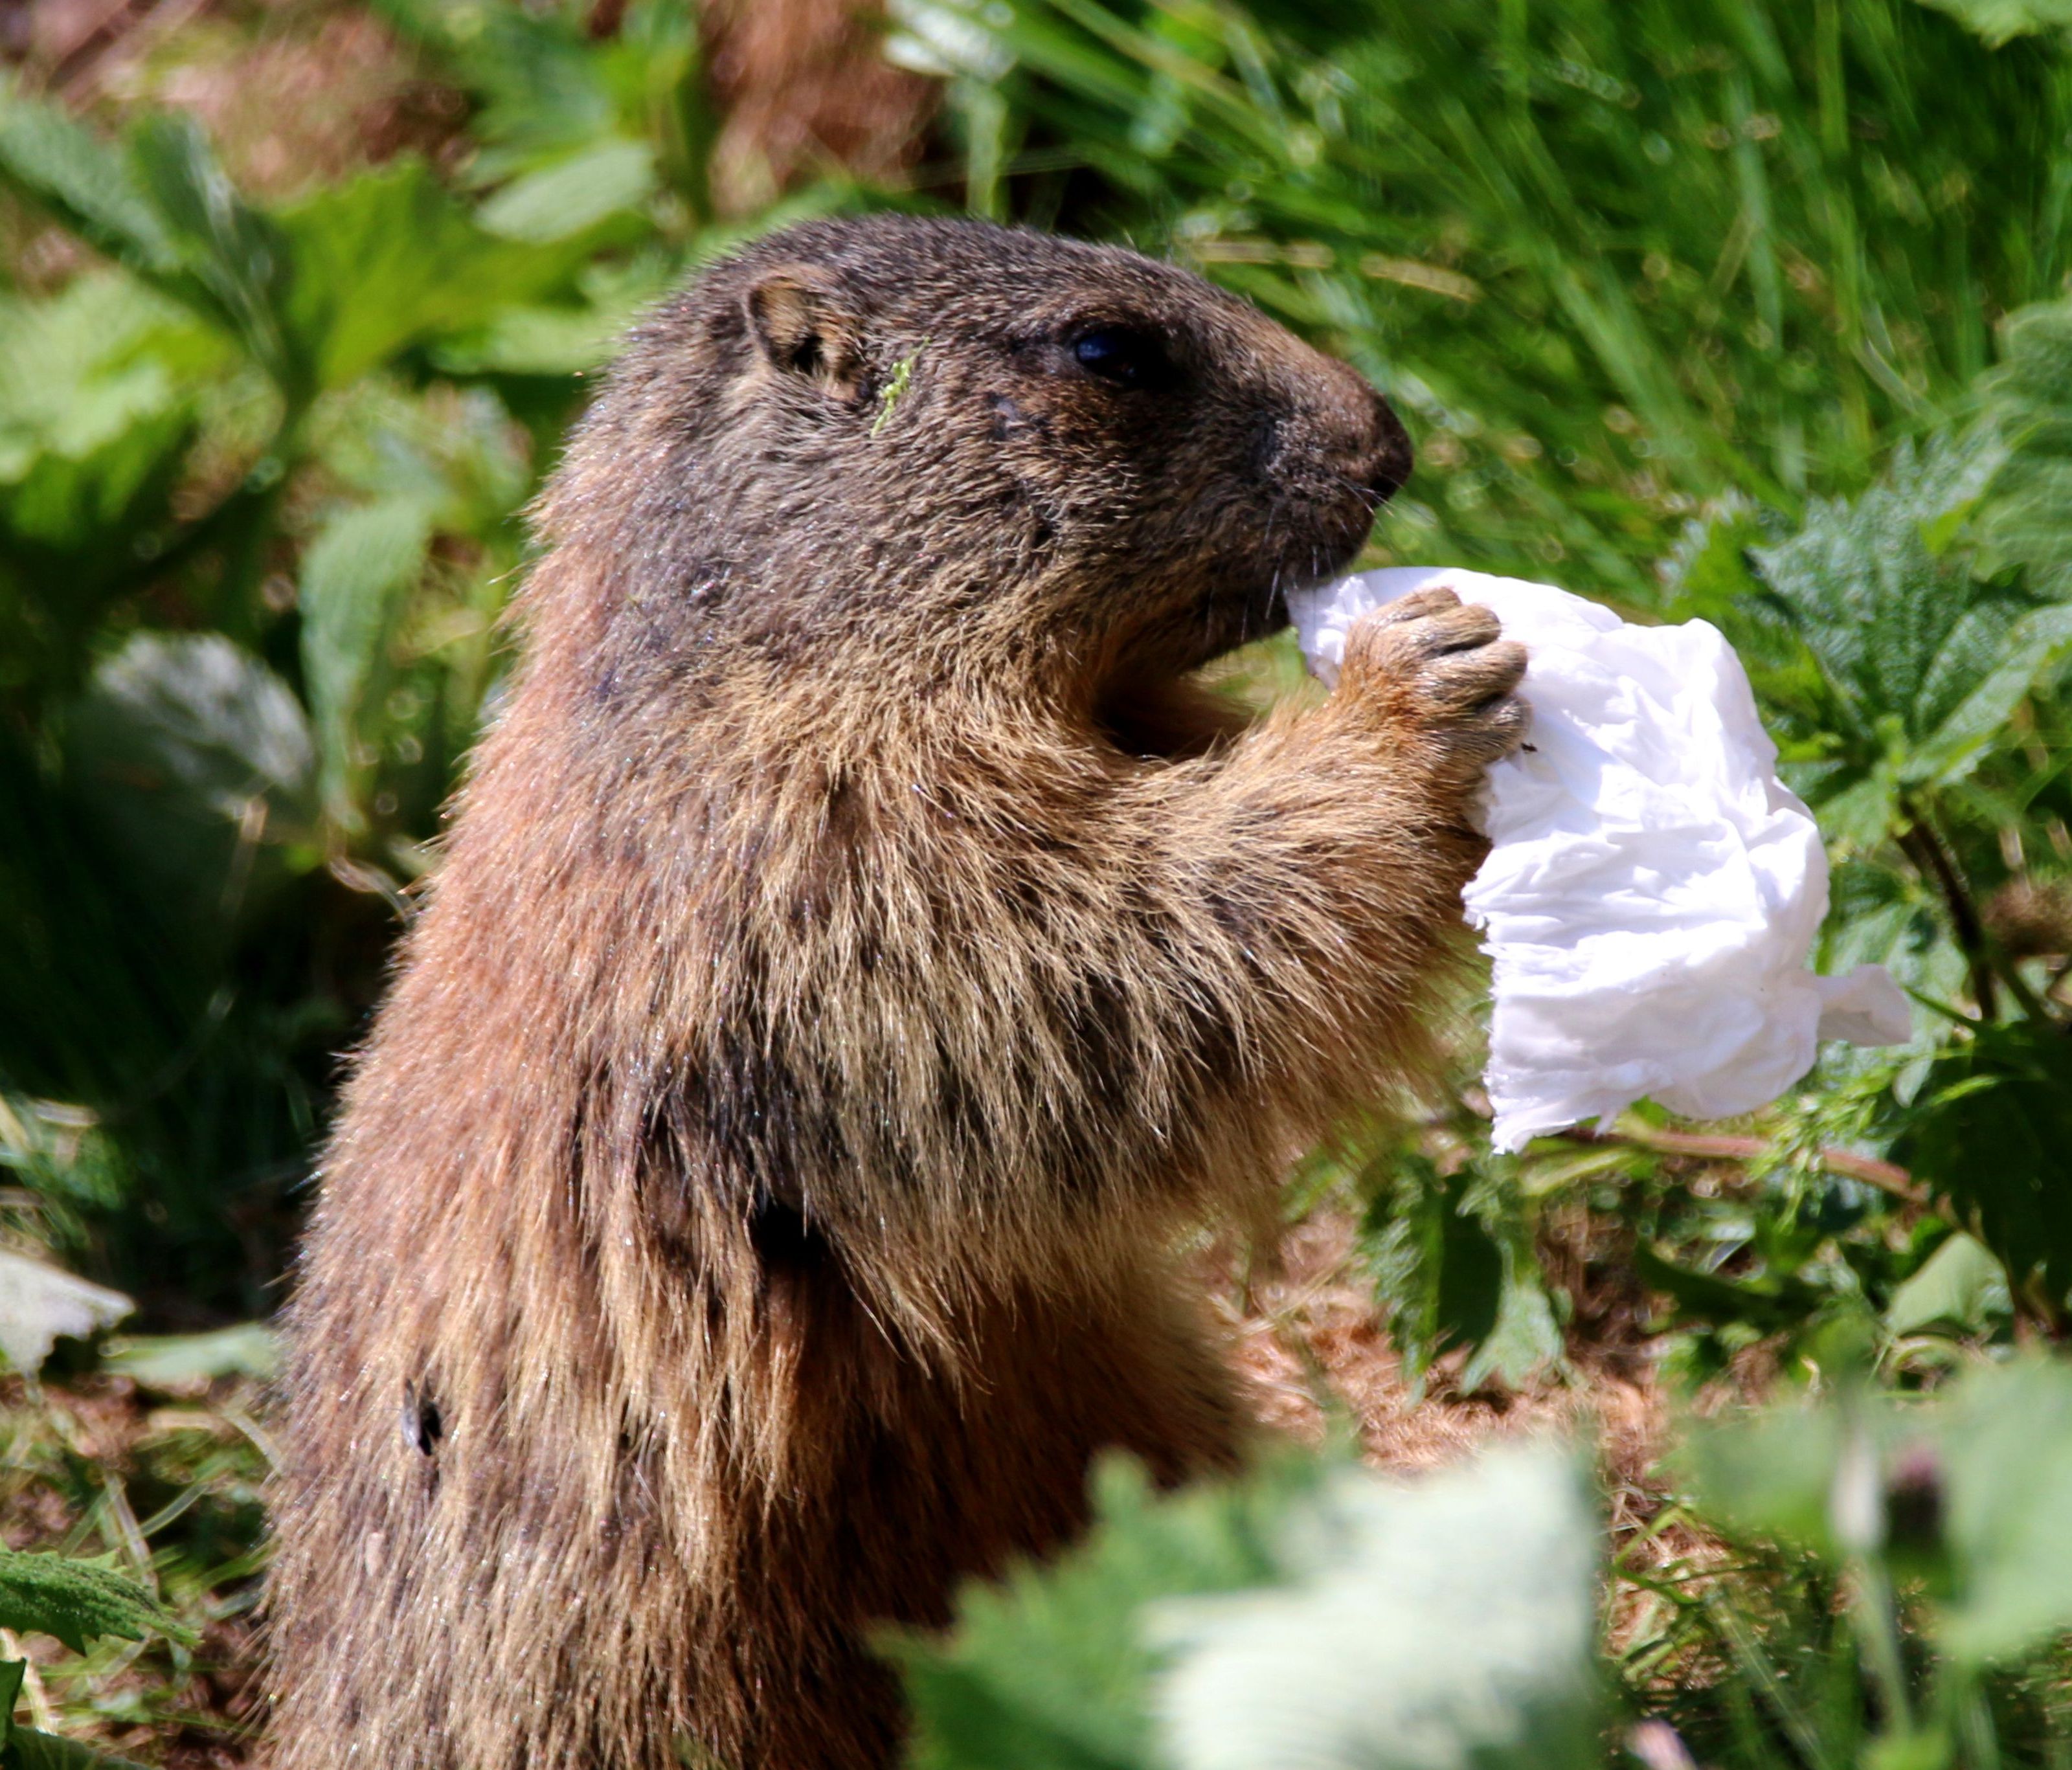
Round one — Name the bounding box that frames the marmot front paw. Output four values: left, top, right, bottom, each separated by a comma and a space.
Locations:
1337, 587, 1529, 784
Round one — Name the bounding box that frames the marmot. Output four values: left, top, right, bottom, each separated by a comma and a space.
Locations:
268, 215, 1525, 1770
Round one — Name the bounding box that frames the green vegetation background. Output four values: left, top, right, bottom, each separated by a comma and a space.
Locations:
7, 0, 2072, 1764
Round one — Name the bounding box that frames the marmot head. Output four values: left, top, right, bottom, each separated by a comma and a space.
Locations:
546, 215, 1411, 697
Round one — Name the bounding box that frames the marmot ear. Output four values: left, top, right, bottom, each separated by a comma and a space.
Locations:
743, 265, 864, 401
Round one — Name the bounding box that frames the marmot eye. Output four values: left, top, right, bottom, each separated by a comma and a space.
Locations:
1069, 326, 1170, 390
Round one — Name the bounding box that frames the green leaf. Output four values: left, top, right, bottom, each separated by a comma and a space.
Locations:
124, 114, 290, 381
0, 1250, 132, 1376
888, 1454, 1318, 1770
1679, 1401, 1850, 1558
1632, 1241, 1829, 1336
1895, 1020, 2072, 1305
64, 634, 317, 941
1904, 602, 2072, 785
1357, 1155, 1505, 1391
298, 495, 439, 827
103, 1321, 278, 1387
1933, 1358, 2072, 1665
1886, 1235, 2010, 1337
1151, 1445, 1600, 1770
1982, 296, 2072, 595
5, 1726, 152, 1768
273, 159, 586, 391
1751, 433, 2020, 750
0, 1549, 190, 1655
1914, 0, 2072, 44
0, 276, 223, 684
475, 138, 656, 244
0, 80, 180, 280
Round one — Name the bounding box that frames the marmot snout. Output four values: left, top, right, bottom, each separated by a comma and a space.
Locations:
269, 216, 1522, 1770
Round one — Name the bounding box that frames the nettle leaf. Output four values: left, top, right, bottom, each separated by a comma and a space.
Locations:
0, 1547, 190, 1655
1982, 296, 2072, 596
0, 89, 288, 377
1750, 432, 2055, 800
891, 1447, 1599, 1770
1895, 1020, 2072, 1308
126, 115, 290, 382
886, 1454, 1316, 1770
0, 81, 181, 281
1151, 1446, 1601, 1770
1753, 434, 2004, 731
274, 159, 586, 390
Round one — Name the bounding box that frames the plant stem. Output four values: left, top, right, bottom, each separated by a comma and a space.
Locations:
1897, 810, 1998, 1020
1559, 1122, 1927, 1208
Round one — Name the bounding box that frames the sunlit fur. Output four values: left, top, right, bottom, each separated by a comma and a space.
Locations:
267, 217, 1523, 1769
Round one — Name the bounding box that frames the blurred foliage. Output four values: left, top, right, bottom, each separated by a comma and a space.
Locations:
1, 1365, 269, 1762
0, 0, 885, 1317
888, 0, 2072, 1387
890, 1442, 1601, 1770
895, 1361, 2072, 1770
895, 0, 2072, 597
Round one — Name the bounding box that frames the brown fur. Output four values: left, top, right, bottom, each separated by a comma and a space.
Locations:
267, 216, 1525, 1770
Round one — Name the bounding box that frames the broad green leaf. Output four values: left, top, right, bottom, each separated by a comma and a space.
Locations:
63, 634, 316, 941
104, 1321, 278, 1387
0, 278, 227, 645
0, 80, 179, 280
0, 276, 222, 486
273, 160, 582, 392
1683, 1358, 2072, 1668
475, 138, 655, 244
1459, 1271, 1564, 1393
124, 115, 290, 381
1886, 1234, 2010, 1336
429, 302, 635, 377
0, 1251, 131, 1376
0, 89, 289, 372
298, 496, 439, 825
1633, 1241, 1829, 1337
1357, 1155, 1505, 1393
1895, 1020, 2072, 1305
1915, 0, 2072, 43
1751, 433, 2017, 748
1151, 1445, 1599, 1770
0, 1548, 188, 1655
888, 1454, 1320, 1770
6, 1725, 152, 1768
1680, 1400, 1849, 1558
1933, 1359, 2072, 1664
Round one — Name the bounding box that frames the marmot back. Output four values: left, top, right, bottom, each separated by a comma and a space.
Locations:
269, 216, 1524, 1770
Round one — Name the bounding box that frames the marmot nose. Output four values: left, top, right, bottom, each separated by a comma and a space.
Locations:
1340, 377, 1414, 502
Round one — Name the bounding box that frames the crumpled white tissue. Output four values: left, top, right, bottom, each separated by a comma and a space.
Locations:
1287, 566, 1912, 1153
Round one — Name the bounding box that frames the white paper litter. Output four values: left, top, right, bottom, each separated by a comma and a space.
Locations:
1287, 566, 1913, 1152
